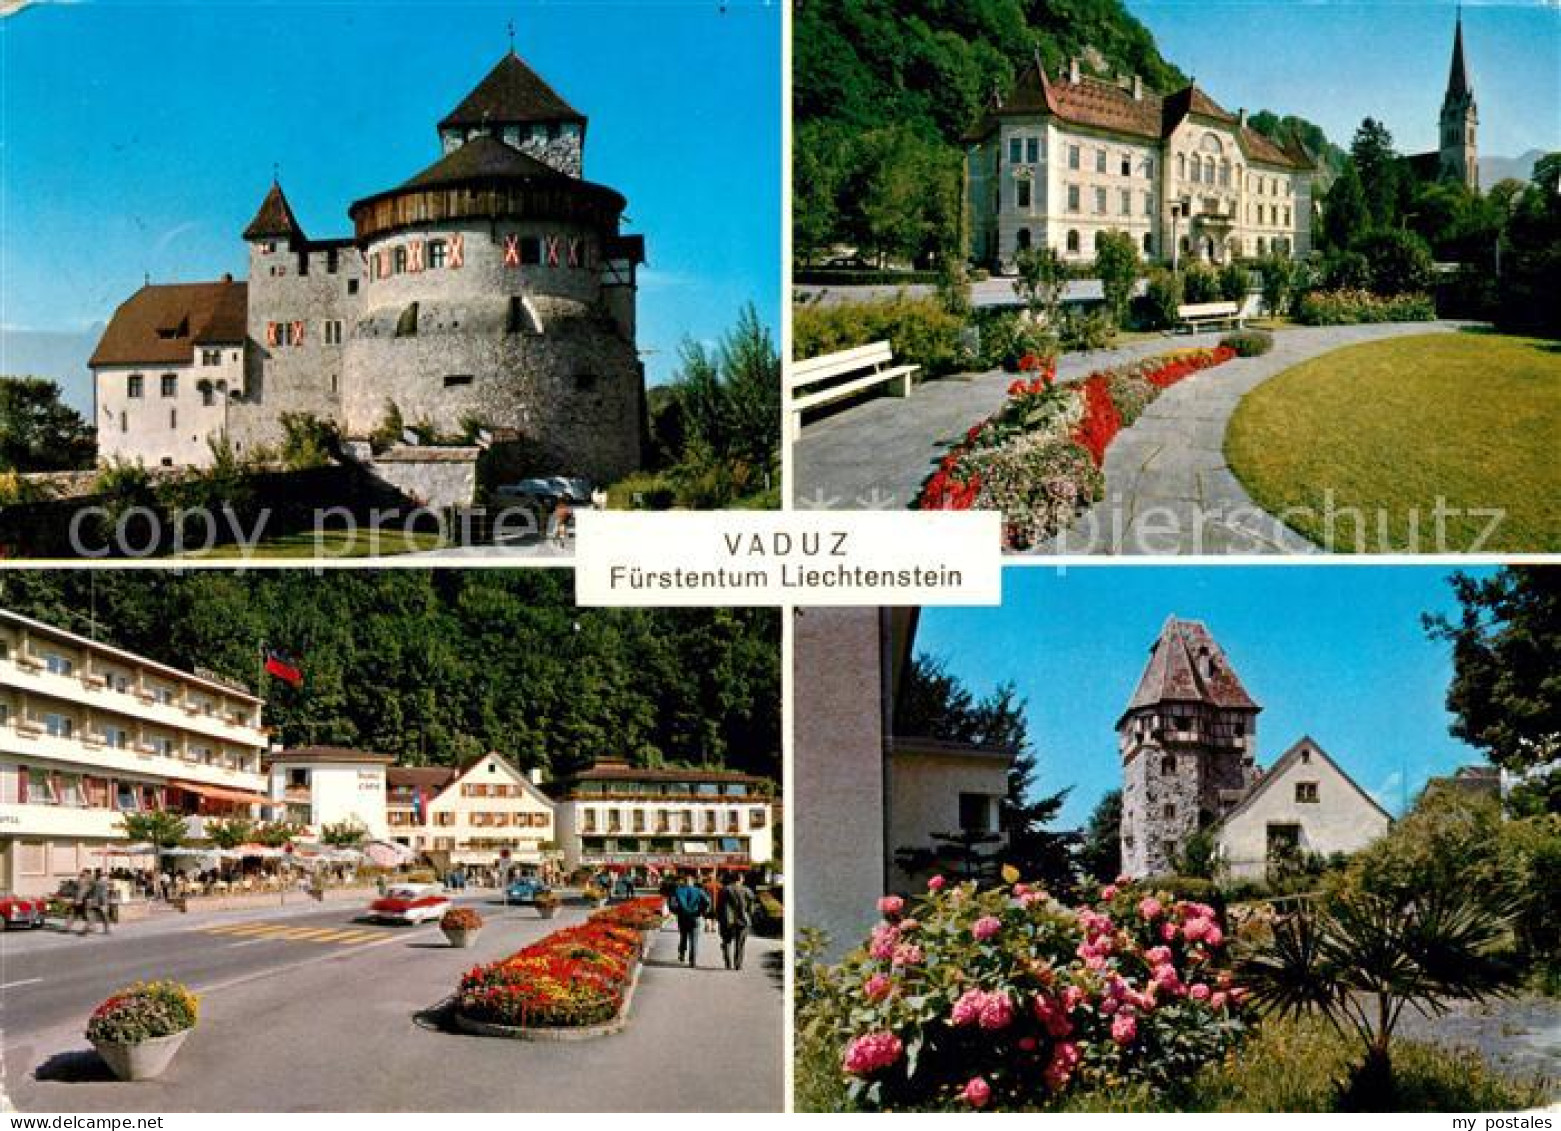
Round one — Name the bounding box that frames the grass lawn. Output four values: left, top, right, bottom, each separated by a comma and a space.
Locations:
177, 527, 448, 559
795, 1011, 1552, 1112
1225, 332, 1561, 552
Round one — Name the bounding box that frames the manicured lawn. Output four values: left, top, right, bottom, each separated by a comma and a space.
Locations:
178, 527, 448, 559
1225, 332, 1561, 552
794, 1011, 1552, 1112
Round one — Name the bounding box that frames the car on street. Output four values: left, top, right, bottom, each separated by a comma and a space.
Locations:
0, 893, 47, 930
367, 883, 452, 925
504, 876, 551, 905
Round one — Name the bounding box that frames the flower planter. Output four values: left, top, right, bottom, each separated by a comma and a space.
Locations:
443, 926, 480, 948
92, 1029, 190, 1081
536, 904, 559, 920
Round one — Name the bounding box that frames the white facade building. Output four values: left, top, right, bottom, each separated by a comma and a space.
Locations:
0, 610, 269, 896
552, 758, 776, 873
267, 745, 392, 840
385, 752, 555, 867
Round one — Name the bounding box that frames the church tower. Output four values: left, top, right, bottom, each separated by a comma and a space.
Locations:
1438, 9, 1478, 190
1117, 617, 1262, 878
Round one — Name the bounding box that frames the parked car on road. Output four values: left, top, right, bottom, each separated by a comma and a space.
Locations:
367, 883, 452, 925
0, 893, 46, 930
504, 876, 551, 905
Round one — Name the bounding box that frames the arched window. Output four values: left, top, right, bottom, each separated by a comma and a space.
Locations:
1190, 159, 1202, 184
1066, 229, 1080, 253
1205, 156, 1217, 183
1219, 159, 1231, 187
1016, 228, 1032, 252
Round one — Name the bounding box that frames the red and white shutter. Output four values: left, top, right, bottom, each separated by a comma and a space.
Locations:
545, 235, 561, 266
408, 240, 424, 273
567, 238, 581, 268
265, 322, 279, 347
290, 320, 305, 346
448, 233, 465, 269
503, 234, 521, 268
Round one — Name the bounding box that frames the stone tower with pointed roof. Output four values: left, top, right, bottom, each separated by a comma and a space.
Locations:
1439, 10, 1478, 189
1117, 617, 1262, 878
437, 50, 588, 177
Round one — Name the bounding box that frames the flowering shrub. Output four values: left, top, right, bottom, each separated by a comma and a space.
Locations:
822, 874, 1248, 1110
916, 349, 1235, 548
86, 980, 199, 1044
441, 908, 484, 931
455, 897, 662, 1028
1295, 289, 1436, 326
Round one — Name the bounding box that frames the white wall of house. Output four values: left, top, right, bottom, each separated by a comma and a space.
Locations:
94, 346, 243, 469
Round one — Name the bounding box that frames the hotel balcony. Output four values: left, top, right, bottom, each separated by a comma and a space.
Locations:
0, 717, 267, 794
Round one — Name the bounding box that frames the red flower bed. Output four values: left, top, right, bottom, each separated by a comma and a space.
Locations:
455, 897, 664, 1028
1072, 375, 1122, 466
1144, 344, 1236, 389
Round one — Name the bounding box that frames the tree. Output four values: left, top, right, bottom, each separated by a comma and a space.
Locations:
1350, 118, 1406, 230
252, 819, 306, 848
1012, 245, 1068, 328
999, 753, 1077, 894
1257, 253, 1299, 316
320, 817, 369, 848
121, 810, 190, 875
1093, 229, 1139, 329
1077, 789, 1122, 883
1355, 229, 1434, 295
1321, 161, 1371, 251
1423, 567, 1561, 773
204, 817, 254, 850
0, 378, 95, 472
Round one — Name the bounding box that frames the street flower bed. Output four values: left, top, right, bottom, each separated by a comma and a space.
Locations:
818, 874, 1248, 1111
917, 348, 1236, 548
454, 897, 664, 1031
86, 980, 200, 1045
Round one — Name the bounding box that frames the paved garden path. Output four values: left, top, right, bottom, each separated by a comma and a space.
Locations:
794, 321, 1472, 556
1398, 994, 1561, 1101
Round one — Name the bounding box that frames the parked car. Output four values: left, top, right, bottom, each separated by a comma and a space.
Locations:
504, 876, 551, 905
0, 892, 47, 930
367, 883, 451, 925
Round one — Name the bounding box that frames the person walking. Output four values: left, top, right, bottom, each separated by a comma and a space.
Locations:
717, 871, 759, 971
86, 869, 112, 935
702, 871, 721, 934
64, 869, 93, 934
667, 871, 711, 967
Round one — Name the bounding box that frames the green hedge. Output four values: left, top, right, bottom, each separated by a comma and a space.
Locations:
793, 295, 967, 378
1294, 289, 1436, 326
1220, 329, 1274, 356
793, 268, 941, 287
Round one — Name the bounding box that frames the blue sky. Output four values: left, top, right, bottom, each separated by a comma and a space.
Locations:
912, 565, 1493, 828
1124, 0, 1560, 160
0, 0, 781, 409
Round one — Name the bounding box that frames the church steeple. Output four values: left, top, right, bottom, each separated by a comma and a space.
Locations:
1438, 7, 1478, 190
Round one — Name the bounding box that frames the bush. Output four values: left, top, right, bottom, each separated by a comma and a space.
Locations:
793, 295, 966, 378
1217, 263, 1250, 305
810, 875, 1247, 1110
0, 470, 53, 505
1181, 262, 1222, 304
1294, 289, 1436, 326
1356, 229, 1435, 296
280, 412, 339, 470
369, 401, 405, 453
1220, 329, 1273, 357
974, 310, 1057, 372
1094, 230, 1140, 328
604, 470, 677, 510
1140, 269, 1183, 331
1320, 250, 1371, 292
86, 980, 199, 1044
1059, 308, 1115, 352
1257, 254, 1300, 317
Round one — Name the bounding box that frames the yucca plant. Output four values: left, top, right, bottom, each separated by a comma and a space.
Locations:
1236, 886, 1519, 1108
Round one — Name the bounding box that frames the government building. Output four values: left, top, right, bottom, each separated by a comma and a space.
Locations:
91, 48, 646, 482
966, 55, 1315, 270
0, 610, 270, 897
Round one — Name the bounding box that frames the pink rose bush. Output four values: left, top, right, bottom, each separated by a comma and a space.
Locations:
821, 876, 1248, 1110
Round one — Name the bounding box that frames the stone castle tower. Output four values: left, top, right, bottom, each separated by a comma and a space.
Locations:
1439, 9, 1478, 189
1117, 617, 1262, 878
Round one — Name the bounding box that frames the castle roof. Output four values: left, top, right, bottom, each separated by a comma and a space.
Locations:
978, 60, 1312, 171
242, 181, 305, 242
438, 51, 585, 131
1120, 616, 1261, 724
398, 132, 572, 190
89, 279, 249, 368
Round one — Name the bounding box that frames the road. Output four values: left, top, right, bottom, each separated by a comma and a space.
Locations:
1, 891, 784, 1111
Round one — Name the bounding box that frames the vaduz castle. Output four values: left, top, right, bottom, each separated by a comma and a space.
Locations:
90, 49, 646, 480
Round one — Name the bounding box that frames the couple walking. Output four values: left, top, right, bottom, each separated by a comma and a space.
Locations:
65, 869, 112, 935
666, 870, 757, 970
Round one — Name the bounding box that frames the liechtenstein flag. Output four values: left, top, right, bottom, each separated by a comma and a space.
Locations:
264, 649, 303, 687
412, 788, 427, 822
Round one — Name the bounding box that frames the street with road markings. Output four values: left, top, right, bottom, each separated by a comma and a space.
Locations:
0, 888, 783, 1111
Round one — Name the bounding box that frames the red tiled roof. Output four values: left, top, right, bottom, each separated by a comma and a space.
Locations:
89, 280, 249, 367
266, 746, 396, 766
242, 182, 305, 242
1122, 616, 1261, 718
386, 766, 458, 793
438, 51, 585, 130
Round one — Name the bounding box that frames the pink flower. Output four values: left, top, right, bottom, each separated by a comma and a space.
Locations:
1144, 946, 1173, 965
1211, 991, 1229, 1011
1018, 1037, 1038, 1052
927, 875, 946, 892
1085, 955, 1107, 971
877, 894, 905, 917
1044, 1041, 1081, 1092
868, 923, 900, 960
898, 918, 920, 933
978, 991, 1015, 1031
1138, 896, 1164, 921
963, 1076, 992, 1109
1033, 995, 1075, 1038
1013, 883, 1030, 898
1160, 922, 1179, 941
1101, 884, 1119, 901
863, 973, 892, 1001
842, 1031, 903, 1077
1189, 982, 1212, 1002
1203, 924, 1224, 947
891, 943, 924, 968
1111, 1012, 1139, 1047
1061, 985, 1085, 1013
951, 988, 987, 1027
973, 915, 1002, 942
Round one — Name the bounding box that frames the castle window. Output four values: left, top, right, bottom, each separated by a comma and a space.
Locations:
1191, 160, 1202, 184
1177, 153, 1186, 180
1144, 192, 1154, 216
1094, 230, 1106, 253
1016, 228, 1032, 252
395, 302, 419, 338
199, 382, 215, 407
1066, 230, 1080, 253
958, 792, 994, 833
324, 320, 344, 346
161, 374, 178, 398
326, 249, 339, 274
520, 237, 542, 265
347, 279, 360, 295
1094, 187, 1107, 214
1008, 137, 1023, 165
1161, 755, 1176, 775
169, 409, 177, 429
296, 251, 309, 277
1120, 154, 1131, 176
1119, 189, 1131, 216
574, 373, 597, 393
1295, 782, 1319, 804
393, 247, 408, 275
127, 374, 144, 399
1162, 804, 1176, 820
428, 240, 447, 269
120, 412, 127, 432
201, 350, 221, 367
443, 374, 474, 388
1143, 233, 1154, 255
1016, 179, 1031, 209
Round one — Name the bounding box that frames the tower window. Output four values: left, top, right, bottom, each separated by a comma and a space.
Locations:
428, 240, 447, 269
443, 374, 474, 388
1160, 755, 1176, 775
326, 249, 339, 274
1162, 803, 1176, 820
161, 374, 178, 398
347, 279, 360, 295
574, 373, 598, 393
127, 374, 144, 399
1016, 179, 1031, 209
1295, 782, 1319, 804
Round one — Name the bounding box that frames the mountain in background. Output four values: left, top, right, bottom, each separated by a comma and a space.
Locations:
1481, 149, 1547, 188
1, 325, 101, 415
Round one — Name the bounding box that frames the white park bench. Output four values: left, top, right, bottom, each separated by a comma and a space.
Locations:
1176, 301, 1244, 333
787, 340, 919, 440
